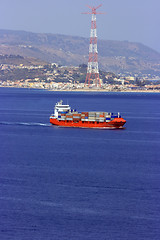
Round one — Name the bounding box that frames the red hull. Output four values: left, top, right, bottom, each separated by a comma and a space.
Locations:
50, 117, 126, 129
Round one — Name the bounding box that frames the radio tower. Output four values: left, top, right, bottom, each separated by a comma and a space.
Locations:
82, 4, 104, 87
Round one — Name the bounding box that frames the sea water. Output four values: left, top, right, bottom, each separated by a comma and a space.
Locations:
0, 88, 160, 240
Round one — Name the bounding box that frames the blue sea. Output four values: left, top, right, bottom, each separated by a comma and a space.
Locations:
0, 87, 160, 240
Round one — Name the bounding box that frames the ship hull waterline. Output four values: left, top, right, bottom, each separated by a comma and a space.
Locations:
50, 117, 126, 129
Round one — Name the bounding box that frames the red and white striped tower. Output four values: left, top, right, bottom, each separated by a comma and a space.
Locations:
82, 4, 104, 87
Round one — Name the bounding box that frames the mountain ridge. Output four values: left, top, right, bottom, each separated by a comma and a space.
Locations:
0, 29, 160, 75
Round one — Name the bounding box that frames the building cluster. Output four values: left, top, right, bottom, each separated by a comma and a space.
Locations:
0, 63, 160, 92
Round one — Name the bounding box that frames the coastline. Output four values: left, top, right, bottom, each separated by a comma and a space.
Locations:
0, 86, 160, 93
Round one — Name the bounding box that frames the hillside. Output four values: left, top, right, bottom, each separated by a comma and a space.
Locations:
0, 29, 160, 75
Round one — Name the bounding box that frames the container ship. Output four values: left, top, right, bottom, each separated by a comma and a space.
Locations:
50, 100, 126, 129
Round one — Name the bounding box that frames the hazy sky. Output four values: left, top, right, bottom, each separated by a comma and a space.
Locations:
0, 0, 160, 52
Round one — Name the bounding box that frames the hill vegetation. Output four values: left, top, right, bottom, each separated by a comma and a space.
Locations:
0, 29, 160, 75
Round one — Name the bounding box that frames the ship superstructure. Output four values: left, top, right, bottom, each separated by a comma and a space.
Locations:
50, 100, 126, 129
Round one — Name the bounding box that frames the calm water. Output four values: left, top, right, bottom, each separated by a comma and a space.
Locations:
0, 88, 160, 240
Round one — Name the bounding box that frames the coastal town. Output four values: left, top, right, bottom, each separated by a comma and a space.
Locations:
0, 60, 160, 92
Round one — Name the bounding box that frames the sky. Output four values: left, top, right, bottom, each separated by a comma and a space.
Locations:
0, 0, 160, 52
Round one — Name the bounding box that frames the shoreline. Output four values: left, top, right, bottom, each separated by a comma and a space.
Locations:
0, 86, 160, 93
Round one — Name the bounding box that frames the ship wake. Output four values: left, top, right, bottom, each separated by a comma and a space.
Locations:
0, 121, 50, 127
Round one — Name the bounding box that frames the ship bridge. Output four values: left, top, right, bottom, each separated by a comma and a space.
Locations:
54, 100, 71, 118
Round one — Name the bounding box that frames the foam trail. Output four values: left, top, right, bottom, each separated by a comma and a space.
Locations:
0, 121, 50, 127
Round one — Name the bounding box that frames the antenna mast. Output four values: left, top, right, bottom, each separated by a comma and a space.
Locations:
82, 4, 104, 87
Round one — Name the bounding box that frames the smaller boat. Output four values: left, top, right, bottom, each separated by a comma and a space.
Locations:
50, 100, 126, 129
